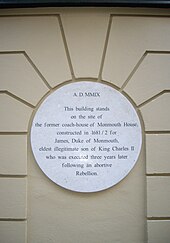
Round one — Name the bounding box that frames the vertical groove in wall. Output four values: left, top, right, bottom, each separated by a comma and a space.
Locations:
26, 173, 28, 243
23, 51, 53, 90
145, 141, 149, 243
138, 90, 170, 108
141, 132, 148, 243
145, 130, 170, 242
0, 90, 35, 109
27, 133, 30, 243
120, 50, 170, 93
98, 15, 112, 81
120, 52, 147, 92
0, 51, 52, 90
58, 15, 75, 81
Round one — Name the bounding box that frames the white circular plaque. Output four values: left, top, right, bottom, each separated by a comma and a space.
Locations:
31, 81, 142, 192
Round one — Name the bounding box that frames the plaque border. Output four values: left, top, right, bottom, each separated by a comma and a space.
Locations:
29, 79, 144, 193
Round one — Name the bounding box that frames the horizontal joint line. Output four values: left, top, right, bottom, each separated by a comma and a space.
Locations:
0, 132, 28, 135
0, 218, 27, 222
111, 14, 170, 18
0, 14, 60, 18
146, 173, 170, 176
145, 131, 170, 134
0, 90, 35, 109
0, 51, 25, 54
0, 175, 27, 178
147, 217, 170, 220
138, 90, 170, 108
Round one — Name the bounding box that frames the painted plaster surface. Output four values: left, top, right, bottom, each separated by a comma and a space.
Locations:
0, 7, 170, 243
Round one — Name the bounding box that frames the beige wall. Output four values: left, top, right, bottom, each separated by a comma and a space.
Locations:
0, 7, 170, 243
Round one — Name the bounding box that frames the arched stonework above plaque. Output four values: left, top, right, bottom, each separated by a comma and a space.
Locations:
30, 81, 142, 192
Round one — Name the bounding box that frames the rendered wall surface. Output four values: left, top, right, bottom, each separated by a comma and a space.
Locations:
0, 7, 170, 243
